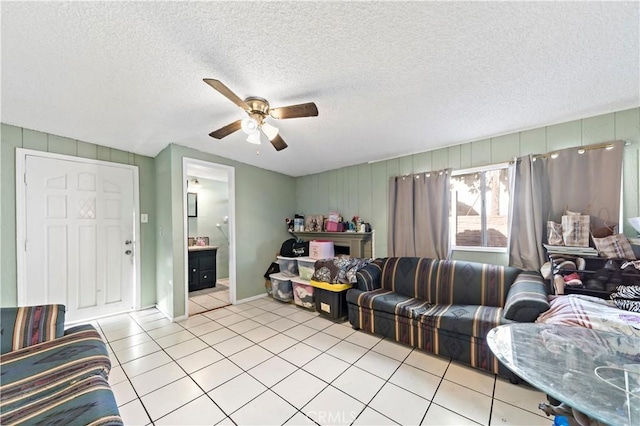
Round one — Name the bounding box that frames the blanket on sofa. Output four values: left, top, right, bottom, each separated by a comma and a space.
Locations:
536, 294, 640, 336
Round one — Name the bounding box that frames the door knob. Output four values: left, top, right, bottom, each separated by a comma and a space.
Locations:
125, 250, 132, 255
125, 240, 132, 245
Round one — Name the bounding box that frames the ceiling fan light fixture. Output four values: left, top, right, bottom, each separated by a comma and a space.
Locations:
261, 122, 279, 141
241, 117, 259, 135
246, 131, 262, 145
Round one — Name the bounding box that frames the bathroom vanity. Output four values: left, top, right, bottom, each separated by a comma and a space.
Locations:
188, 246, 218, 292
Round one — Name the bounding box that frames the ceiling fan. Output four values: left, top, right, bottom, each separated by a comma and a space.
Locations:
204, 79, 319, 151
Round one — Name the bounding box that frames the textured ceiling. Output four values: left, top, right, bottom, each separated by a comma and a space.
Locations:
2, 2, 638, 177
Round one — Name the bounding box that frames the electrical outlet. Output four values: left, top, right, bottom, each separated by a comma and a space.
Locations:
140, 213, 149, 223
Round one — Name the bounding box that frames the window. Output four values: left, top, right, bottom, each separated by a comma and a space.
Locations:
450, 166, 510, 248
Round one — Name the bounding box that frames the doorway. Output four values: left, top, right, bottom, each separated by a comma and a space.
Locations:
182, 158, 236, 317
16, 149, 140, 323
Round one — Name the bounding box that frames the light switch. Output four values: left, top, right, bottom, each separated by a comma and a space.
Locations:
141, 213, 148, 223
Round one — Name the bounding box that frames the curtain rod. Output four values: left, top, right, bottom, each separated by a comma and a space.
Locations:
397, 168, 450, 180
513, 140, 627, 163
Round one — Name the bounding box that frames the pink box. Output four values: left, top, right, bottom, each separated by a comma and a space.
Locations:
325, 222, 344, 232
310, 240, 335, 259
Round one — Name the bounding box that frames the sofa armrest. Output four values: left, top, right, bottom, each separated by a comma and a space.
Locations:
354, 261, 383, 292
0, 304, 66, 354
503, 271, 550, 322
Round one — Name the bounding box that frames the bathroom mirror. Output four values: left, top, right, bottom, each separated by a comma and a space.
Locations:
187, 192, 198, 217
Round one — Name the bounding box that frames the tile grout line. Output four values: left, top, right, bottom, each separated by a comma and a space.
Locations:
106, 302, 329, 424
345, 343, 414, 425
105, 310, 245, 424
125, 310, 240, 425
103, 304, 537, 426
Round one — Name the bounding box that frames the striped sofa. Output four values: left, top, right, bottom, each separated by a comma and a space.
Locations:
0, 305, 123, 425
347, 257, 549, 378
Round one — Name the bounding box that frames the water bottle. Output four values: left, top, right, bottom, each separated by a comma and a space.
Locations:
553, 416, 569, 426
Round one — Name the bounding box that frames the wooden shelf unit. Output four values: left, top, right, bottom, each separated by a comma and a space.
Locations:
290, 231, 374, 258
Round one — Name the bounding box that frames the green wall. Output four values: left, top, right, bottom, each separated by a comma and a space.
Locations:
3, 107, 638, 312
295, 108, 640, 265
1, 126, 295, 317
154, 145, 174, 316
0, 124, 157, 307
159, 144, 295, 318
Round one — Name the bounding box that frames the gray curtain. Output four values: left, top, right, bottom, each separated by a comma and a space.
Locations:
508, 141, 624, 270
546, 141, 624, 230
508, 155, 551, 270
388, 171, 450, 258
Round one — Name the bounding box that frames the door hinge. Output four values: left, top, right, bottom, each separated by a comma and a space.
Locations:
24, 239, 27, 251
23, 173, 27, 185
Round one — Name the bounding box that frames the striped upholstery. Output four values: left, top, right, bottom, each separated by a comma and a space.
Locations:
0, 374, 122, 426
503, 272, 551, 322
348, 303, 515, 376
375, 258, 521, 307
1, 305, 66, 354
354, 259, 384, 292
0, 309, 122, 425
346, 288, 434, 320
347, 258, 547, 377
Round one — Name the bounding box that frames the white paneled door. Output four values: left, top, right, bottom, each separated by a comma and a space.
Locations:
22, 154, 136, 322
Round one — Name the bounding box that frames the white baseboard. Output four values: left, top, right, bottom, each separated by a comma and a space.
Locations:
154, 304, 173, 320
138, 304, 156, 311
235, 293, 268, 304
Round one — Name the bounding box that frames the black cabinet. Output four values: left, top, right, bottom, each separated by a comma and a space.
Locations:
188, 248, 217, 292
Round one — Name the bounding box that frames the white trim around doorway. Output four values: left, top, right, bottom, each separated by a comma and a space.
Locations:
182, 158, 237, 317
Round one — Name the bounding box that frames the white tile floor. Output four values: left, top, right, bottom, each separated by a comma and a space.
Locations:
95, 298, 553, 426
189, 280, 231, 314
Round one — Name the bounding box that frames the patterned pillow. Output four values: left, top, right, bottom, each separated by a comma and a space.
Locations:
0, 305, 66, 354
592, 234, 636, 260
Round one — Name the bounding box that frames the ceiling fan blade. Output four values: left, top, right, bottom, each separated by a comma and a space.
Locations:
269, 133, 288, 151
209, 120, 242, 139
269, 102, 318, 119
203, 79, 250, 111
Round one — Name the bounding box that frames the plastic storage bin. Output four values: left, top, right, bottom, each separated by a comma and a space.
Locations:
309, 240, 335, 260
309, 280, 351, 321
277, 256, 299, 277
269, 272, 293, 302
296, 257, 316, 281
291, 276, 315, 309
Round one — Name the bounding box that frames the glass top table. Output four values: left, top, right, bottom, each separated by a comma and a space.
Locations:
487, 323, 640, 426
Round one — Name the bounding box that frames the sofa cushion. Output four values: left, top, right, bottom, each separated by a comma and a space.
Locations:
419, 304, 506, 338
347, 288, 433, 320
0, 324, 111, 413
378, 258, 521, 307
1, 305, 66, 354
